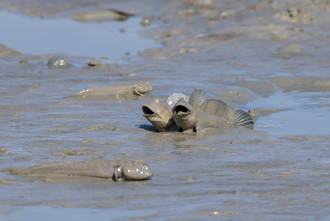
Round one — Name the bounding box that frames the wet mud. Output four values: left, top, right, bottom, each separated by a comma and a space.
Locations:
0, 0, 330, 220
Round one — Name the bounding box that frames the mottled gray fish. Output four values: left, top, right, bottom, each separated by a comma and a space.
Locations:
189, 89, 254, 128
74, 81, 152, 99
8, 160, 153, 181
172, 89, 254, 132
172, 98, 227, 132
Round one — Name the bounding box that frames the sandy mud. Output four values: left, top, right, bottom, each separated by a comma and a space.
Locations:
0, 0, 329, 220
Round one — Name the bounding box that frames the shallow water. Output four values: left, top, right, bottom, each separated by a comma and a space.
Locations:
250, 91, 330, 135
0, 10, 159, 59
0, 1, 330, 220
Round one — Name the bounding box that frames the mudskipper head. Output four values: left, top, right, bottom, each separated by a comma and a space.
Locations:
189, 89, 206, 107
47, 57, 71, 69
166, 93, 189, 109
113, 162, 153, 181
142, 99, 174, 132
134, 81, 152, 96
172, 99, 197, 132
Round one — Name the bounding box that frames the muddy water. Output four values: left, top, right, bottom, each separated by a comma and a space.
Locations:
0, 0, 330, 220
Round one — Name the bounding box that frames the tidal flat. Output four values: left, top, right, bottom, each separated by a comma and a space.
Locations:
0, 0, 329, 220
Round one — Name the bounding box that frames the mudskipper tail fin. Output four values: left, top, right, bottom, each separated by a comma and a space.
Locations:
233, 110, 254, 129
248, 109, 257, 123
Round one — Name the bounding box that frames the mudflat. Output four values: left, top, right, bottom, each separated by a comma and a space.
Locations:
0, 0, 329, 220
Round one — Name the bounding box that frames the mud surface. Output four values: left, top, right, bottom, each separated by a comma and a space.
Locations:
0, 0, 330, 220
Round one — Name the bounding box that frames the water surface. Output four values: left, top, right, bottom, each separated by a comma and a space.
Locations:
0, 10, 159, 59
250, 91, 330, 135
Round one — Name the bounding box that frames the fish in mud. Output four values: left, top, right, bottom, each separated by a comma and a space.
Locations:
142, 99, 176, 132
73, 81, 152, 99
172, 89, 254, 132
142, 93, 188, 132
47, 56, 71, 69
8, 159, 153, 181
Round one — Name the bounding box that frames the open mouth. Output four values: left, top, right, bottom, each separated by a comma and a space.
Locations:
135, 90, 145, 96
173, 105, 191, 115
142, 105, 155, 116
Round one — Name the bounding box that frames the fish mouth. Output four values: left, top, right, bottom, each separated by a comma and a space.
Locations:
173, 104, 191, 116
142, 105, 156, 117
135, 89, 145, 96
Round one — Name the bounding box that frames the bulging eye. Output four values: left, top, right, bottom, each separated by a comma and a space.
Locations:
123, 164, 152, 180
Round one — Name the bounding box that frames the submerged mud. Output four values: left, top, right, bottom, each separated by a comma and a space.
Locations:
0, 0, 330, 220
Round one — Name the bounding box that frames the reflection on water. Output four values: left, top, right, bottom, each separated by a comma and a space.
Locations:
0, 10, 159, 59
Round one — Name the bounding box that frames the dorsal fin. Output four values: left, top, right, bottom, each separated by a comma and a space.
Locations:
189, 89, 206, 107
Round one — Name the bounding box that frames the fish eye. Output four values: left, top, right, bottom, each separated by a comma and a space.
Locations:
122, 164, 152, 180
